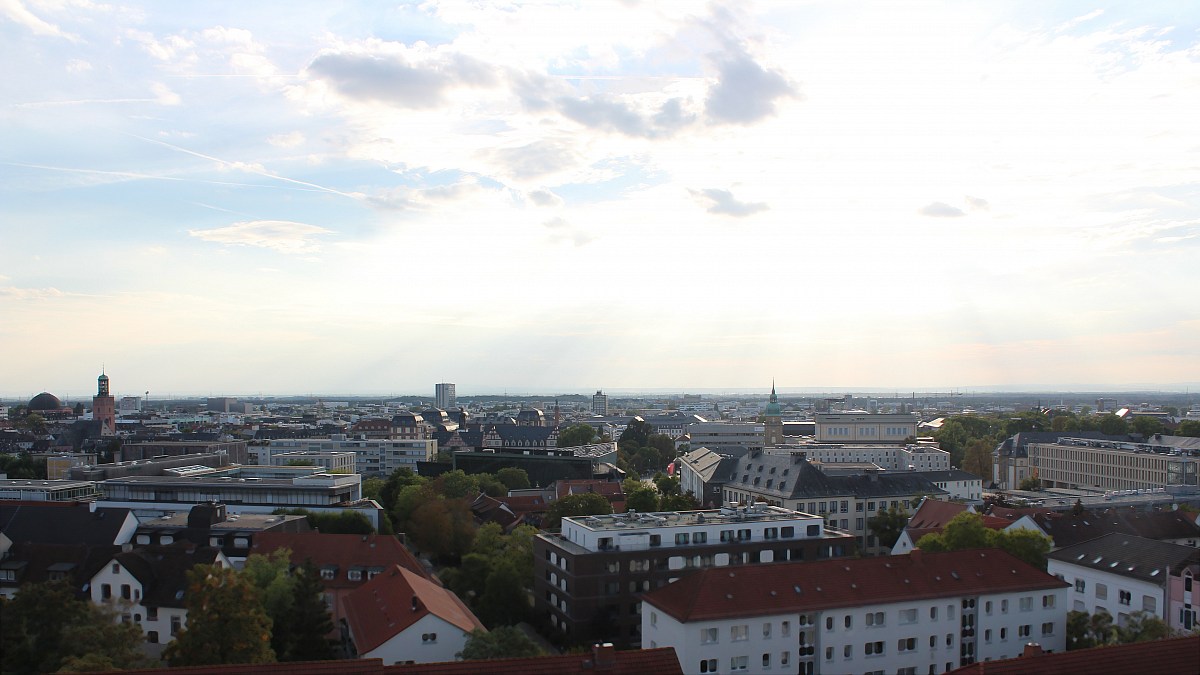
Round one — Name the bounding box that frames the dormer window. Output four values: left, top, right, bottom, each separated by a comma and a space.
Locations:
348, 569, 362, 581
320, 567, 336, 581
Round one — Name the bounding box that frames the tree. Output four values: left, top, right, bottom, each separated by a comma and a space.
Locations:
557, 423, 598, 448
1098, 414, 1128, 435
286, 560, 336, 661
916, 513, 1053, 570
1131, 416, 1164, 438
497, 467, 531, 491
273, 508, 375, 535
433, 470, 480, 499
1117, 610, 1172, 643
474, 559, 531, 626
408, 498, 477, 563
659, 492, 700, 511
1019, 476, 1042, 491
361, 477, 385, 501
1178, 420, 1200, 438
626, 487, 659, 512
476, 473, 507, 498
618, 419, 654, 451
241, 550, 296, 659
543, 492, 613, 529
991, 527, 1053, 570
164, 564, 276, 666
459, 626, 543, 660
867, 505, 908, 549
653, 473, 680, 496
0, 580, 150, 675
962, 439, 993, 479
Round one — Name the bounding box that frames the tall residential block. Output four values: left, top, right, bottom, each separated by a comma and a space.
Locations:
435, 382, 456, 409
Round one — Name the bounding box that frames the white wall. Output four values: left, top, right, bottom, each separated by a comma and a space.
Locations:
363, 613, 473, 665
1047, 560, 1165, 623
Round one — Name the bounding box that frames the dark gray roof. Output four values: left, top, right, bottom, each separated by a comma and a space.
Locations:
679, 447, 739, 483
0, 503, 133, 547
730, 453, 948, 500
995, 431, 1128, 458
910, 469, 983, 482
1047, 533, 1200, 583
113, 543, 223, 609
1034, 507, 1200, 548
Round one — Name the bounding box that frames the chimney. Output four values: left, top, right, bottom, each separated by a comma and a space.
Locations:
592, 643, 616, 670
1021, 643, 1044, 658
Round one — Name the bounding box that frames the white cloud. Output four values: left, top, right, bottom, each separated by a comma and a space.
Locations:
919, 202, 967, 218
188, 220, 333, 255
0, 0, 78, 40
691, 188, 768, 217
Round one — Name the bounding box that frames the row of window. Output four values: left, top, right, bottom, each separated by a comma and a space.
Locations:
699, 652, 791, 674
1072, 578, 1145, 609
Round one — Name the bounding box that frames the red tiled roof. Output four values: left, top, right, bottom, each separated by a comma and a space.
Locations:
947, 635, 1200, 675
249, 532, 428, 589
905, 499, 970, 529
91, 659, 388, 675
342, 564, 485, 655
643, 548, 1069, 623
500, 495, 550, 514
384, 647, 684, 675
554, 480, 623, 499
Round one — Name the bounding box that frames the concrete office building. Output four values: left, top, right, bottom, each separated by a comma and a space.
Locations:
1027, 436, 1200, 491
435, 383, 456, 410
593, 390, 609, 416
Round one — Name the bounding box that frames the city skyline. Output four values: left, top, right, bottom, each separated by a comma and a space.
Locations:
3, 1, 1199, 395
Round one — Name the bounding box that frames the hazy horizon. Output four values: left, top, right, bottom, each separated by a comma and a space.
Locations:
4, 1, 1198, 395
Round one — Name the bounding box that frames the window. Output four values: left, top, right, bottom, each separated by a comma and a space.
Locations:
675, 533, 689, 545
864, 641, 885, 656
984, 601, 992, 615
825, 646, 833, 661
840, 500, 849, 513
856, 518, 864, 530
1018, 625, 1031, 638
101, 584, 111, 600
1000, 627, 1007, 640
781, 621, 791, 637
120, 584, 131, 600
844, 615, 852, 629
780, 652, 789, 667
781, 526, 795, 538
900, 608, 917, 624
730, 655, 748, 672
320, 568, 335, 581
348, 569, 362, 581
111, 563, 120, 574
147, 607, 158, 621
737, 528, 752, 541
701, 627, 719, 644
650, 612, 657, 627
844, 645, 852, 658
865, 611, 885, 627
421, 632, 438, 643
765, 527, 778, 539
599, 537, 614, 550
762, 653, 771, 669
1001, 599, 1009, 613
1041, 622, 1054, 636
170, 616, 182, 635
699, 659, 718, 673
806, 525, 820, 536
694, 532, 708, 544
898, 637, 916, 652
147, 631, 159, 644
605, 561, 619, 574
650, 534, 662, 547
826, 616, 834, 630
930, 635, 937, 648
1019, 597, 1033, 612
1119, 590, 1132, 606
1143, 596, 1157, 613
984, 629, 992, 642
720, 530, 734, 542
1075, 579, 1086, 593
931, 606, 938, 620
1043, 594, 1055, 608
1096, 583, 1108, 600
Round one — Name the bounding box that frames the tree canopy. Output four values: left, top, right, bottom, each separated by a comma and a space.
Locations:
916, 512, 1053, 569
557, 423, 598, 448
164, 564, 276, 666
459, 626, 544, 660
867, 505, 909, 549
0, 580, 150, 674
543, 492, 613, 529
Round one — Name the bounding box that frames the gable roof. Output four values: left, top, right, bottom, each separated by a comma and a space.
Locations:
1047, 533, 1200, 583
729, 454, 948, 500
341, 565, 484, 655
0, 541, 119, 596
1032, 507, 1200, 548
0, 502, 133, 546
249, 532, 428, 588
679, 447, 738, 483
947, 635, 1200, 675
387, 647, 685, 675
905, 499, 971, 529
110, 543, 224, 608
643, 548, 1068, 623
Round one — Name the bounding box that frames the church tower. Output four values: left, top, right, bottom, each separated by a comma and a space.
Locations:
763, 381, 784, 447
93, 369, 116, 436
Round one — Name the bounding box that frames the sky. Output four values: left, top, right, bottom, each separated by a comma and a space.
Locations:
2, 1, 1199, 398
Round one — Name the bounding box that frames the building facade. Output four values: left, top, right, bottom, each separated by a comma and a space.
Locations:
641, 549, 1069, 675
592, 390, 609, 416
92, 371, 116, 436
534, 505, 855, 649
814, 413, 918, 444
1026, 436, 1200, 491
267, 436, 437, 476
435, 383, 456, 410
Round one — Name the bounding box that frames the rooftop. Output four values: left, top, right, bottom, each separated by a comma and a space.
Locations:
1047, 532, 1200, 582
946, 635, 1199, 675
564, 504, 820, 532
643, 548, 1068, 623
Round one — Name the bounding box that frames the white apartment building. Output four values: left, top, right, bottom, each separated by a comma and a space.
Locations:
642, 549, 1068, 675
815, 413, 918, 443
269, 450, 356, 473
688, 422, 766, 456
1047, 533, 1200, 630
268, 436, 437, 476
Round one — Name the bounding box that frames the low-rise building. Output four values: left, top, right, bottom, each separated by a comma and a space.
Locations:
641, 548, 1069, 675
1022, 435, 1200, 492
534, 504, 855, 649
267, 436, 436, 476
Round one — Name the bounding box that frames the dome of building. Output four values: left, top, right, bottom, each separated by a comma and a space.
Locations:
29, 392, 63, 411
764, 382, 782, 417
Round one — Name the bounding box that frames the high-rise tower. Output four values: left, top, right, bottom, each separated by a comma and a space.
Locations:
435, 383, 456, 410
93, 369, 116, 436
763, 381, 783, 447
